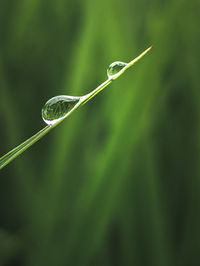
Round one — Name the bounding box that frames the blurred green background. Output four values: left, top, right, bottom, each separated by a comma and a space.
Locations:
0, 0, 199, 265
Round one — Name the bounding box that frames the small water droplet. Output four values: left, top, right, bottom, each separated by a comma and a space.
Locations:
42, 95, 81, 125
107, 61, 127, 78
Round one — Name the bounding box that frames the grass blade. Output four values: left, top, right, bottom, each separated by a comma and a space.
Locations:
0, 126, 51, 170
0, 46, 152, 170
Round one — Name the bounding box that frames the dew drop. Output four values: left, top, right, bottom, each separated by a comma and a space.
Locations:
42, 95, 81, 125
107, 61, 127, 78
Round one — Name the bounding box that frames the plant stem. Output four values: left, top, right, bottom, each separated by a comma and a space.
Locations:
0, 46, 152, 170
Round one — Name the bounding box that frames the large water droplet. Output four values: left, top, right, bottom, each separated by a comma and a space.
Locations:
42, 95, 81, 125
107, 61, 127, 78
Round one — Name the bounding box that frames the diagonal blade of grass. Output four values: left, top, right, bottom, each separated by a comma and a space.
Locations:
0, 126, 51, 170
0, 46, 152, 170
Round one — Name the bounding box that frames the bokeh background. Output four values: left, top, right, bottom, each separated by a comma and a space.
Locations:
0, 0, 199, 265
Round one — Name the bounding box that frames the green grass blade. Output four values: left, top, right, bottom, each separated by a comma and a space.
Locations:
0, 46, 152, 170
0, 126, 51, 170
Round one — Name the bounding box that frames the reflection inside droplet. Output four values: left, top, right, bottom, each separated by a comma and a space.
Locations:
42, 95, 81, 125
107, 61, 127, 78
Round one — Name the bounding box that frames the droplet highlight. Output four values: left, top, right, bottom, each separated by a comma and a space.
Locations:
107, 61, 127, 78
42, 95, 81, 125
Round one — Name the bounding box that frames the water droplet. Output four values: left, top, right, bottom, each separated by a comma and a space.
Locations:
107, 61, 127, 78
42, 95, 81, 125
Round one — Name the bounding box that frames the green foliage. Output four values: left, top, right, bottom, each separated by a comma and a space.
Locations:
0, 0, 199, 266
0, 46, 151, 170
